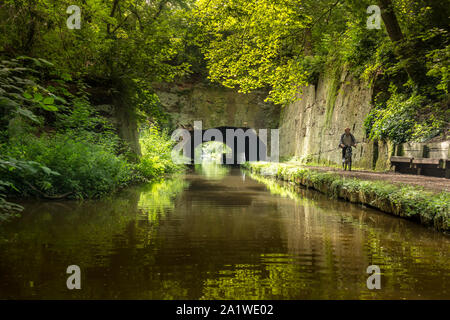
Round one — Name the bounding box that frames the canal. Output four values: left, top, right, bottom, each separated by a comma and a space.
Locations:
0, 167, 449, 299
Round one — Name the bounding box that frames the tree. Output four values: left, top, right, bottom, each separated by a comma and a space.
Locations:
194, 0, 314, 105
193, 0, 364, 105
0, 0, 193, 83
377, 0, 426, 85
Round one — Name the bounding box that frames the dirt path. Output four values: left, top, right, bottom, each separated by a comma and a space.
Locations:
288, 163, 450, 193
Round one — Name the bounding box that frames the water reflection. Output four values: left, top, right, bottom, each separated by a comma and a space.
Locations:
194, 141, 231, 180
194, 163, 230, 180
0, 168, 448, 299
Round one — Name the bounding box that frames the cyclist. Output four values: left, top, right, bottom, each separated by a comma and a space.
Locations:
339, 128, 357, 164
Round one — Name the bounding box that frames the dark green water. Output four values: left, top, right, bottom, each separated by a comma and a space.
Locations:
0, 167, 449, 299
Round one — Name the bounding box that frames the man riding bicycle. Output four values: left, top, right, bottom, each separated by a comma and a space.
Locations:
339, 128, 356, 164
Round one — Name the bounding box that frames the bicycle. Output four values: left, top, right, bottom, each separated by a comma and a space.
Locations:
343, 145, 354, 171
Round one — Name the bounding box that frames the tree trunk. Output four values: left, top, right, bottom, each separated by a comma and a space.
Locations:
303, 28, 313, 56
378, 0, 403, 42
377, 0, 426, 85
113, 80, 142, 161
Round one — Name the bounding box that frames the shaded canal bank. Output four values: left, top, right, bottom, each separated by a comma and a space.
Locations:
243, 162, 450, 233
0, 168, 449, 299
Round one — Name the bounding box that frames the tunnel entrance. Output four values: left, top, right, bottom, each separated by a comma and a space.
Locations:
186, 126, 267, 165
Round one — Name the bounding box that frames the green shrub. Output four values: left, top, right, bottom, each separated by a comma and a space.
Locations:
0, 178, 23, 221
0, 157, 61, 220
136, 126, 184, 181
137, 156, 167, 180
0, 56, 187, 215
3, 134, 133, 199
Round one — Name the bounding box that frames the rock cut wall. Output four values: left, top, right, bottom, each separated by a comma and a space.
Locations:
279, 67, 385, 169
155, 83, 280, 130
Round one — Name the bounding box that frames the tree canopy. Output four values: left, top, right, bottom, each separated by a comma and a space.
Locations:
0, 0, 194, 83
0, 0, 449, 142
192, 0, 449, 141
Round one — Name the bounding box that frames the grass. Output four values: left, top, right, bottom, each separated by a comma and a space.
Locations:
286, 155, 383, 172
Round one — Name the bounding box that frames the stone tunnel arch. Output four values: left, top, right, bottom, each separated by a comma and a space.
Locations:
187, 126, 267, 165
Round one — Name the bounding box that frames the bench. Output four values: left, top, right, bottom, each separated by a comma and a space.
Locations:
390, 156, 415, 174
390, 156, 449, 178
411, 158, 445, 178
445, 160, 450, 179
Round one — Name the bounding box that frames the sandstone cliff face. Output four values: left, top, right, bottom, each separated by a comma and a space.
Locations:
279, 68, 450, 170
279, 67, 390, 169
155, 83, 280, 130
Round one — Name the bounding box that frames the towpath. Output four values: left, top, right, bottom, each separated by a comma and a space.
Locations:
286, 162, 450, 193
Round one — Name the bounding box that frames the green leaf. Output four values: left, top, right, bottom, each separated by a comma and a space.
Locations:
40, 103, 58, 112
61, 73, 72, 81
2, 84, 24, 92
31, 58, 41, 67
23, 92, 33, 99
41, 167, 52, 175
54, 96, 68, 104
33, 93, 43, 101
42, 166, 60, 176
43, 97, 54, 105
9, 93, 28, 101
38, 58, 54, 67
15, 107, 38, 122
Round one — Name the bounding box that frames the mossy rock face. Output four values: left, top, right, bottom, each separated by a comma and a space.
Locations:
364, 193, 377, 207
338, 188, 358, 203
391, 202, 404, 217
338, 189, 348, 200
348, 191, 360, 203
420, 214, 434, 227
372, 197, 393, 214
359, 190, 371, 204
434, 213, 449, 232
155, 83, 280, 130
321, 184, 330, 194
278, 67, 381, 170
